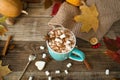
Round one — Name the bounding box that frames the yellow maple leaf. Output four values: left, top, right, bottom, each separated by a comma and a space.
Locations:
74, 1, 99, 33
0, 60, 12, 79
0, 25, 8, 36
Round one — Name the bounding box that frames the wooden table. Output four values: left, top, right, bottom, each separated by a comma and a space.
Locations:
0, 2, 120, 80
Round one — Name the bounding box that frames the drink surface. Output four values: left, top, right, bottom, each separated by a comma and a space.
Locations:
47, 28, 75, 53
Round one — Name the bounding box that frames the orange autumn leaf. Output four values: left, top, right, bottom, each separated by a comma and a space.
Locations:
0, 25, 8, 36
74, 1, 99, 33
0, 60, 12, 79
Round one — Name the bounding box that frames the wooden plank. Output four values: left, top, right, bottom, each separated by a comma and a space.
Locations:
0, 2, 120, 80
22, 3, 53, 17
0, 39, 120, 79
2, 66, 120, 80
1, 17, 52, 41
3, 71, 120, 80
23, 8, 52, 17
0, 2, 53, 41
15, 17, 52, 24
1, 41, 120, 71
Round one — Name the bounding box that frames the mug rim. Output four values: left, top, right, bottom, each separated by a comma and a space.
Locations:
46, 28, 76, 54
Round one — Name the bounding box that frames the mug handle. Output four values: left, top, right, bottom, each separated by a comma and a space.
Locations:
69, 48, 85, 62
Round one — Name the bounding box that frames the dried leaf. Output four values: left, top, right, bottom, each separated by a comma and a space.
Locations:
104, 37, 120, 64
105, 50, 120, 64
117, 49, 120, 55
103, 37, 120, 52
74, 1, 99, 33
0, 60, 12, 79
0, 77, 3, 80
51, 2, 62, 16
0, 16, 7, 23
0, 25, 8, 36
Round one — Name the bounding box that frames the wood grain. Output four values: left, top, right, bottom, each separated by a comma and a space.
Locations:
0, 2, 120, 80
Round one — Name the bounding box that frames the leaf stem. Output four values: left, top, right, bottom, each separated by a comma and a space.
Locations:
0, 16, 7, 23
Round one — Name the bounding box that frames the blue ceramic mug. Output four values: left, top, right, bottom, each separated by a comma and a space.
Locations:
46, 27, 85, 62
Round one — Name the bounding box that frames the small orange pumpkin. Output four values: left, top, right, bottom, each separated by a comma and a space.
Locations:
0, 0, 23, 17
66, 0, 82, 6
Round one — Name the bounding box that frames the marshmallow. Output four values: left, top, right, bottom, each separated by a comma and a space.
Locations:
56, 42, 61, 47
42, 53, 46, 58
48, 42, 52, 46
48, 76, 52, 80
66, 40, 71, 44
55, 70, 60, 74
45, 71, 50, 76
55, 38, 62, 43
66, 63, 72, 68
49, 31, 54, 35
60, 34, 66, 39
105, 69, 109, 75
49, 34, 54, 38
66, 45, 71, 51
57, 30, 61, 35
60, 30, 64, 33
64, 70, 68, 74
28, 76, 33, 80
40, 46, 45, 50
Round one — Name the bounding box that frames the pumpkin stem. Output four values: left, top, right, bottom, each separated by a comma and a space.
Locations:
0, 16, 7, 23
81, 0, 86, 6
21, 10, 28, 15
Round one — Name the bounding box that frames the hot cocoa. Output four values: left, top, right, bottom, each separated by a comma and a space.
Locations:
47, 28, 75, 53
